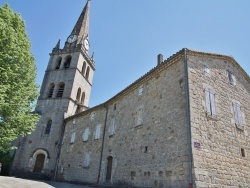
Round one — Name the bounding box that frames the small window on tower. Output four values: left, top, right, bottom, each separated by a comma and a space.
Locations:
55, 57, 62, 69
48, 83, 55, 98
64, 56, 71, 68
82, 62, 86, 75
86, 67, 90, 80
45, 119, 52, 134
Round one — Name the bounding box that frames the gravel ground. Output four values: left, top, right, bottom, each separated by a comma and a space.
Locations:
0, 176, 92, 188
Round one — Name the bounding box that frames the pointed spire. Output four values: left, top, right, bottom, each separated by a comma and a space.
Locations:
54, 39, 60, 49
71, 0, 90, 44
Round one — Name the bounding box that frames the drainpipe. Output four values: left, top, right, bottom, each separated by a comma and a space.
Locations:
97, 105, 109, 184
184, 48, 193, 188
53, 120, 66, 180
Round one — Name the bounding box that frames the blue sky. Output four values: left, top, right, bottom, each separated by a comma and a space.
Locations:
1, 0, 250, 107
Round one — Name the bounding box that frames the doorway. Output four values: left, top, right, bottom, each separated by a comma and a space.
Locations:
106, 156, 113, 183
33, 154, 45, 173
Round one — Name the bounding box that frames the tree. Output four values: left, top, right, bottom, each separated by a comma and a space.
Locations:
0, 4, 39, 152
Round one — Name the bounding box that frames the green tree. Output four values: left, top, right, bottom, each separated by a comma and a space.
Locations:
0, 4, 39, 152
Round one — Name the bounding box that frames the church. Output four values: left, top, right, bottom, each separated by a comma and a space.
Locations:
11, 1, 250, 187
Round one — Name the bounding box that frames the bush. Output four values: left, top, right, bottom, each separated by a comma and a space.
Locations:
0, 151, 13, 176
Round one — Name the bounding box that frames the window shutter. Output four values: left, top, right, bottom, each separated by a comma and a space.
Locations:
205, 89, 211, 115
110, 119, 115, 135
210, 91, 216, 115
84, 154, 90, 167
234, 103, 243, 126
83, 128, 89, 141
71, 132, 75, 143
95, 125, 101, 139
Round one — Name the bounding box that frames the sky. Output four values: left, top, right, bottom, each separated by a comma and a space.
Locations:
1, 0, 250, 107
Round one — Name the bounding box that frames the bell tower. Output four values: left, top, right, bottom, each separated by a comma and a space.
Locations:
11, 0, 95, 179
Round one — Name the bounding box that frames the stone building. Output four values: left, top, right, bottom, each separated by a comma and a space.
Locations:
11, 1, 250, 188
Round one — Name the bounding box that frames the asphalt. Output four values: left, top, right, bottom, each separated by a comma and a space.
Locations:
0, 176, 92, 188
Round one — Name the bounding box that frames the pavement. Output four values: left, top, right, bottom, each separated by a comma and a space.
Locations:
0, 176, 92, 188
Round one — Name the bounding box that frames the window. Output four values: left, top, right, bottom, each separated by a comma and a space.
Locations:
109, 119, 115, 136
204, 65, 210, 74
205, 89, 216, 116
113, 104, 116, 111
90, 112, 96, 120
138, 85, 143, 96
82, 127, 89, 141
64, 56, 71, 68
82, 62, 86, 74
84, 153, 90, 167
81, 92, 85, 104
48, 83, 55, 98
233, 102, 243, 127
241, 148, 246, 157
76, 88, 81, 102
136, 106, 144, 126
95, 125, 101, 139
45, 120, 52, 134
227, 70, 236, 85
86, 67, 90, 80
56, 83, 65, 98
70, 132, 76, 143
55, 57, 62, 69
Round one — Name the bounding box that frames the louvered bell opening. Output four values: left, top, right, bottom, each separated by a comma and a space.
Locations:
48, 86, 54, 98
57, 84, 65, 98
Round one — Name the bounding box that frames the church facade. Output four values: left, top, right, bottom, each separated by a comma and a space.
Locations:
11, 1, 250, 188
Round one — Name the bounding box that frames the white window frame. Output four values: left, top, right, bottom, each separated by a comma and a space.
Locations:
95, 124, 101, 139
82, 127, 89, 141
110, 119, 115, 136
233, 102, 244, 127
84, 153, 90, 167
205, 89, 216, 116
70, 132, 76, 143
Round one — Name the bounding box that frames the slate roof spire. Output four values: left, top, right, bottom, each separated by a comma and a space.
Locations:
71, 0, 90, 44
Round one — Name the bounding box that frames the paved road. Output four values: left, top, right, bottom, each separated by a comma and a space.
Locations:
0, 176, 92, 188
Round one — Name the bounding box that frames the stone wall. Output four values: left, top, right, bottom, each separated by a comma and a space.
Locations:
57, 56, 191, 188
187, 52, 250, 188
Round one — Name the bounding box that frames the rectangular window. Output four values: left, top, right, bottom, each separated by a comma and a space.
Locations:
241, 148, 246, 157
70, 132, 76, 143
233, 102, 243, 127
82, 127, 89, 141
84, 153, 90, 167
95, 125, 101, 139
110, 119, 115, 136
205, 89, 216, 116
204, 65, 210, 74
138, 85, 143, 96
228, 70, 236, 85
136, 106, 144, 126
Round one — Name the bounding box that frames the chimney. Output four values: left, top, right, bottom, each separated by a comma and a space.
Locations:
157, 54, 163, 65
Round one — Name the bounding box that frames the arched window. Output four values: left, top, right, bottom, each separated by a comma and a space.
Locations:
86, 67, 90, 80
48, 83, 55, 98
64, 56, 71, 68
82, 62, 86, 75
56, 83, 65, 98
76, 88, 81, 102
55, 57, 62, 69
81, 92, 85, 104
45, 119, 52, 134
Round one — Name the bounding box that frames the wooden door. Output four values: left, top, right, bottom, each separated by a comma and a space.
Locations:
106, 156, 113, 182
33, 154, 45, 173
